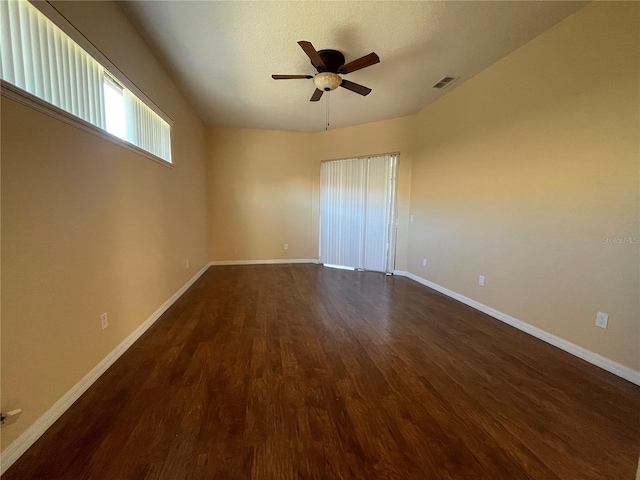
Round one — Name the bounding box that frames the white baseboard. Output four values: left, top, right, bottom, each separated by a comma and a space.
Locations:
393, 270, 640, 386
0, 264, 210, 475
209, 258, 319, 266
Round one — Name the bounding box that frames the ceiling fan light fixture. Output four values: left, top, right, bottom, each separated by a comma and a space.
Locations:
313, 72, 342, 92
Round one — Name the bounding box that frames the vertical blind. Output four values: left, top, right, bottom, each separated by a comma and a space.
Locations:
363, 155, 395, 272
0, 0, 105, 129
320, 158, 366, 269
124, 90, 172, 162
0, 0, 172, 163
320, 154, 398, 272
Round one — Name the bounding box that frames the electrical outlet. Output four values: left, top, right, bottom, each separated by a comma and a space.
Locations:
185, 258, 190, 269
422, 258, 427, 267
478, 275, 485, 287
283, 243, 288, 250
100, 313, 108, 330
410, 215, 414, 223
595, 311, 609, 329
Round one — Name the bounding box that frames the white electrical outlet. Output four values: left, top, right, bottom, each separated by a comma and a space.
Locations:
422, 258, 427, 267
595, 311, 609, 329
283, 243, 288, 250
410, 215, 414, 223
478, 275, 485, 287
100, 313, 108, 330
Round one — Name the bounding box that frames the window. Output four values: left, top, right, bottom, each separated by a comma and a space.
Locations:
0, 0, 172, 163
103, 74, 126, 140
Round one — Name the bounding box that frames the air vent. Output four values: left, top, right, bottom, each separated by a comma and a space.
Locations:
432, 76, 459, 89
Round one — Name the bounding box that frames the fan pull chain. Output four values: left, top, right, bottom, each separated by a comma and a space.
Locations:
325, 91, 330, 131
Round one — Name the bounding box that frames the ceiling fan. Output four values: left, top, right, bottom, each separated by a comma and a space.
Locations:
272, 41, 380, 102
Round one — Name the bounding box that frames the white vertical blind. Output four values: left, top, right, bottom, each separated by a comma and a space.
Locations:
320, 154, 397, 272
124, 90, 172, 163
363, 155, 394, 272
0, 0, 105, 129
320, 158, 365, 269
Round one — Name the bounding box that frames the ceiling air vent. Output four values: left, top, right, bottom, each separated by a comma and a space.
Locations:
432, 76, 459, 89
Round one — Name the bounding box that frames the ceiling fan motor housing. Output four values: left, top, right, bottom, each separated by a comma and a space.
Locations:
315, 49, 346, 73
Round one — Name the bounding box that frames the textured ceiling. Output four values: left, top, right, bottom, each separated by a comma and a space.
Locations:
120, 1, 586, 132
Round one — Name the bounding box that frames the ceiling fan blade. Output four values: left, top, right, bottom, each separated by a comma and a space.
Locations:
298, 41, 326, 70
310, 89, 324, 102
340, 79, 372, 96
339, 52, 380, 74
272, 74, 313, 80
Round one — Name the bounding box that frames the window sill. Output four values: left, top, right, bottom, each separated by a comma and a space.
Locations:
1, 80, 173, 169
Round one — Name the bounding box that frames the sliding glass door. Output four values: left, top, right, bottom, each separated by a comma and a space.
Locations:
319, 154, 398, 273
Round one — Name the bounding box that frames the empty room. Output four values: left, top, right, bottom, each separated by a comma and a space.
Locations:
1, 0, 638, 478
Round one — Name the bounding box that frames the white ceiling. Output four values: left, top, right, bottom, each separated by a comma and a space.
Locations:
120, 1, 586, 132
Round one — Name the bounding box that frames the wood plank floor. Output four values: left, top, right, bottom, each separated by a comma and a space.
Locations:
4, 264, 639, 479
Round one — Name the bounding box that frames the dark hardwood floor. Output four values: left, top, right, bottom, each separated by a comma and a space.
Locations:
4, 264, 639, 479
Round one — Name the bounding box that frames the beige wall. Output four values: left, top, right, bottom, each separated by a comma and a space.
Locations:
207, 127, 316, 261
408, 2, 639, 370
1, 1, 210, 450
207, 3, 639, 370
207, 115, 414, 270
